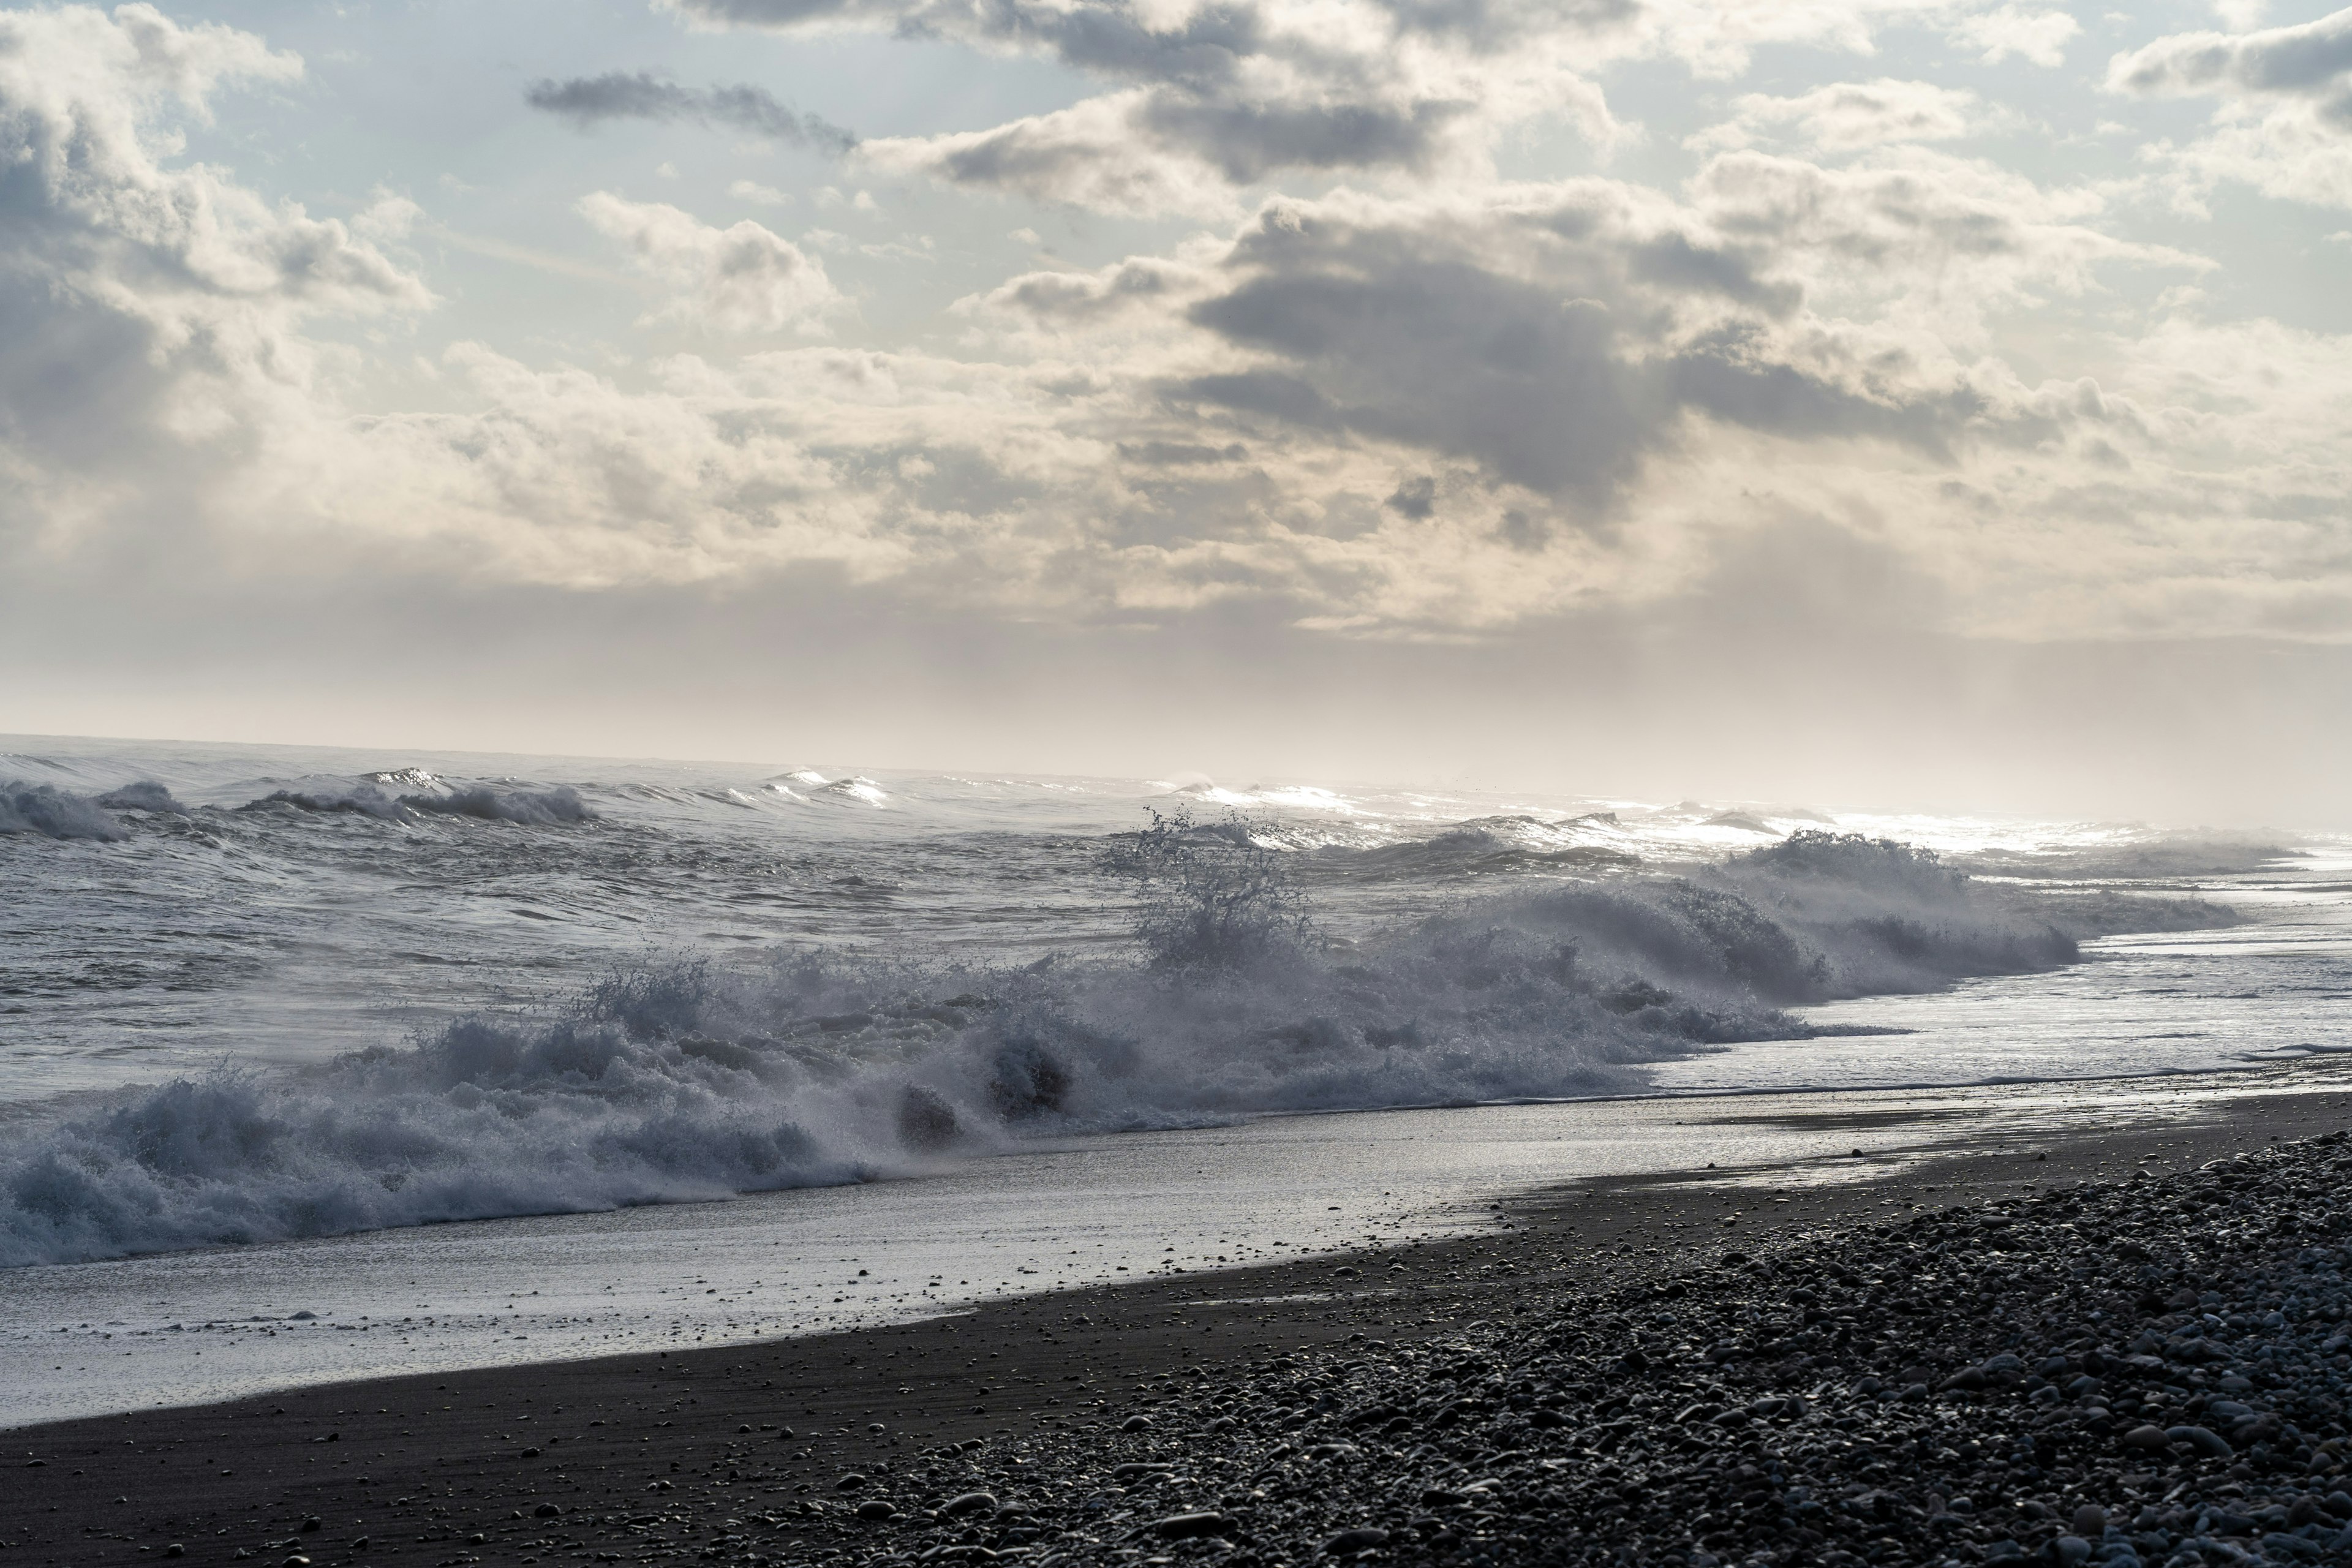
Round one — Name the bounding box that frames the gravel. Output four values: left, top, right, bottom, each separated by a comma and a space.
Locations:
715, 1130, 2352, 1567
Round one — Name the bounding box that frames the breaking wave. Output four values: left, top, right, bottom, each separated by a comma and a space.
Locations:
244, 782, 595, 824
0, 827, 2237, 1268
0, 778, 186, 840
401, 784, 594, 824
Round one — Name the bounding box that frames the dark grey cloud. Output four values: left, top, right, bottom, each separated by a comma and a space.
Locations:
986, 259, 1183, 321
1117, 440, 1250, 464
671, 0, 1261, 89
1368, 0, 1637, 49
526, 72, 857, 154
1384, 475, 1436, 518
1134, 96, 1468, 183
1169, 200, 1957, 508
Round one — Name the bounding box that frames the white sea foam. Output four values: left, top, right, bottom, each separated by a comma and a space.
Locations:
815, 776, 889, 806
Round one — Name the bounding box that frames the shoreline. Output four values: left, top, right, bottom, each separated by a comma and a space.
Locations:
7, 1061, 2346, 1434
7, 1069, 2352, 1566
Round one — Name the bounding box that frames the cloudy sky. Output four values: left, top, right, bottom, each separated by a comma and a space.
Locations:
3, 0, 2350, 819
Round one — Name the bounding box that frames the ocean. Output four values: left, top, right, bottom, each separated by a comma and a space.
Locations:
4, 734, 2347, 1423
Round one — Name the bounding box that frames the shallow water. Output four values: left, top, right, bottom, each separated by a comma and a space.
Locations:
1662, 845, 2352, 1093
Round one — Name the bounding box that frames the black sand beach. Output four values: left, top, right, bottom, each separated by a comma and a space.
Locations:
12, 1072, 2352, 1568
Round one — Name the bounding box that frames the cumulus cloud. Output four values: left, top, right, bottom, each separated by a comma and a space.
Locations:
2109, 6, 2352, 105
2108, 6, 2352, 209
1691, 80, 1983, 152
578, 194, 842, 334
1162, 186, 1943, 508
1947, 5, 2079, 67
526, 71, 857, 154
0, 2, 428, 556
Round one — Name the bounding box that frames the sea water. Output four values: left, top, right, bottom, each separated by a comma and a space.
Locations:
3, 734, 2346, 1423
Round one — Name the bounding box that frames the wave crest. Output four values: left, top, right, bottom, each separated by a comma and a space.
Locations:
0, 780, 130, 840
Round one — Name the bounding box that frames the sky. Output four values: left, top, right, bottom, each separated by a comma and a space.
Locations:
2, 0, 2351, 821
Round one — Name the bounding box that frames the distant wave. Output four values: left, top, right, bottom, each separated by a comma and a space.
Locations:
0, 773, 595, 837
0, 829, 2236, 1268
0, 778, 184, 841
1311, 815, 1640, 881
94, 782, 188, 815
402, 784, 594, 825
243, 782, 595, 825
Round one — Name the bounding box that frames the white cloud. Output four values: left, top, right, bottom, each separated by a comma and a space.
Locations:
578, 193, 842, 334
353, 191, 424, 243
2108, 6, 2352, 209
0, 3, 428, 555
1691, 80, 1983, 153
1948, 5, 2080, 66
728, 179, 795, 206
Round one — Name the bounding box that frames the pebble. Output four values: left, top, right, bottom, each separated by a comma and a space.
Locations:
1323, 1526, 1389, 1553
1147, 1512, 1231, 1539
2168, 1423, 2235, 1458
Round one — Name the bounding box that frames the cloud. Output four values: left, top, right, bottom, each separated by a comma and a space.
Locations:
1164, 185, 1964, 510
654, 0, 2113, 214
0, 3, 428, 556
526, 71, 857, 154
1689, 149, 2203, 336
1691, 80, 1983, 152
2109, 7, 2352, 105
1947, 5, 2079, 66
578, 194, 842, 334
666, 0, 1618, 213
856, 81, 1537, 217
6, 0, 2351, 672
2105, 6, 2352, 210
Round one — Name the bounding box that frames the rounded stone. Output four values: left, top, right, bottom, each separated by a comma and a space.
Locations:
1325, 1526, 1391, 1554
